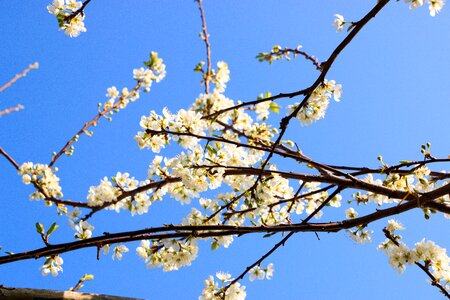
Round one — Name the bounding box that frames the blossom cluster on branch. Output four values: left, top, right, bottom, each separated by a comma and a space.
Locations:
47, 0, 86, 37
379, 220, 450, 292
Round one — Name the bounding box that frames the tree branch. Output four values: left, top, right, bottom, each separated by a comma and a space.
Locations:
197, 0, 212, 94
0, 104, 24, 116
0, 63, 38, 94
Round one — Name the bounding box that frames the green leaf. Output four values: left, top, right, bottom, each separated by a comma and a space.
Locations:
263, 232, 276, 238
46, 222, 59, 237
206, 144, 217, 155
56, 13, 66, 28
347, 23, 356, 32
5, 251, 14, 255
145, 52, 160, 68
269, 102, 280, 114
82, 274, 95, 281
205, 158, 216, 164
35, 222, 45, 235
194, 61, 205, 72
211, 241, 219, 251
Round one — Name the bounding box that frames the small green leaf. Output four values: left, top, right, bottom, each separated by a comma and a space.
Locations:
144, 52, 161, 69
5, 251, 14, 255
269, 102, 280, 114
211, 241, 219, 251
205, 158, 216, 164
263, 232, 276, 238
56, 13, 66, 28
36, 222, 45, 235
347, 23, 356, 32
46, 222, 59, 237
82, 274, 94, 281
206, 144, 217, 155
194, 61, 205, 72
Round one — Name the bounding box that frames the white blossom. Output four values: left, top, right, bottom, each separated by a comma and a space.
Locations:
40, 256, 64, 277
345, 207, 358, 219
333, 14, 345, 32
112, 244, 129, 261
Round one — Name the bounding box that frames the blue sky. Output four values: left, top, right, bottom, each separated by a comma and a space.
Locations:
1, 1, 449, 299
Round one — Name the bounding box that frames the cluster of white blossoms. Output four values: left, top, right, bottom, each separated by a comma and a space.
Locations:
253, 92, 280, 121
130, 61, 350, 284
288, 79, 342, 126
347, 226, 374, 244
249, 263, 274, 282
334, 1, 444, 34
86, 172, 152, 215
37, 1, 450, 297
255, 101, 271, 121
378, 220, 450, 291
136, 239, 198, 272
194, 61, 230, 94
182, 204, 234, 249
405, 0, 445, 16
212, 61, 230, 93
135, 108, 206, 153
344, 208, 374, 243
199, 272, 247, 300
40, 255, 64, 277
102, 86, 138, 113
47, 0, 86, 37
86, 176, 119, 207
101, 52, 166, 116
18, 162, 63, 201
133, 52, 167, 92
355, 165, 435, 206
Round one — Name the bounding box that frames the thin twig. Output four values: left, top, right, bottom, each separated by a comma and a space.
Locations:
0, 63, 38, 94
259, 47, 322, 70
0, 104, 24, 116
0, 200, 419, 265
197, 0, 212, 94
203, 87, 310, 120
49, 81, 142, 167
254, 0, 391, 197
0, 147, 20, 170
